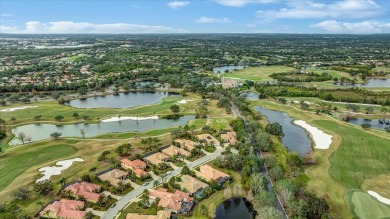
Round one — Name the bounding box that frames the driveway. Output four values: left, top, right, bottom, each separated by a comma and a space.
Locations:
101, 147, 225, 219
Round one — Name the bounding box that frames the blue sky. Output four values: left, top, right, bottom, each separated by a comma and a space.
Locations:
1, 0, 390, 34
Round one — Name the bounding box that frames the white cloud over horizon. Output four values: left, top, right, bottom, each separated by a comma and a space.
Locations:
195, 16, 231, 23
167, 1, 191, 9
311, 20, 390, 33
213, 0, 278, 7
0, 21, 185, 34
256, 0, 384, 20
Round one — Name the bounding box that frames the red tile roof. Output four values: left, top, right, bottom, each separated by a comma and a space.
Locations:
149, 188, 193, 211
65, 182, 101, 203
39, 199, 85, 219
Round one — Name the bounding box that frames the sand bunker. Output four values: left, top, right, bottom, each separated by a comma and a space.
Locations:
368, 191, 390, 205
101, 115, 158, 122
293, 120, 333, 149
293, 100, 311, 104
36, 158, 84, 183
177, 99, 194, 104
0, 106, 37, 112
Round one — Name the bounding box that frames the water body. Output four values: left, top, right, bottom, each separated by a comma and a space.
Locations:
240, 92, 259, 101
9, 115, 195, 145
346, 118, 390, 130
335, 79, 390, 88
65, 92, 179, 109
216, 198, 255, 219
253, 106, 312, 156
213, 66, 244, 74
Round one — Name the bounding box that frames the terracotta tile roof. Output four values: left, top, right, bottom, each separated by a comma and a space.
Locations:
197, 164, 229, 182
126, 210, 171, 219
161, 145, 191, 157
121, 158, 147, 170
196, 134, 220, 145
97, 169, 128, 186
39, 199, 85, 219
144, 152, 169, 165
133, 168, 147, 178
65, 182, 101, 203
178, 175, 209, 194
149, 188, 193, 211
221, 131, 237, 145
174, 139, 198, 151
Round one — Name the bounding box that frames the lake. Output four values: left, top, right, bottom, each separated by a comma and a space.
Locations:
65, 91, 179, 108
215, 198, 255, 219
346, 118, 390, 131
253, 106, 312, 156
213, 66, 244, 74
9, 115, 195, 145
335, 78, 390, 88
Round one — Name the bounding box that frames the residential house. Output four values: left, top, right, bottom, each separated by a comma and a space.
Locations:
97, 169, 128, 186
149, 188, 195, 214
64, 181, 101, 203
174, 139, 198, 151
197, 164, 230, 186
121, 158, 147, 178
178, 175, 209, 198
196, 134, 220, 146
126, 210, 171, 219
161, 145, 191, 157
39, 199, 85, 219
220, 131, 237, 145
144, 152, 169, 165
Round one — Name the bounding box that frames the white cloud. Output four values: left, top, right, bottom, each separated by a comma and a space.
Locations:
311, 20, 390, 33
167, 1, 191, 9
256, 0, 384, 20
0, 21, 184, 34
0, 14, 13, 17
213, 0, 278, 7
195, 16, 231, 23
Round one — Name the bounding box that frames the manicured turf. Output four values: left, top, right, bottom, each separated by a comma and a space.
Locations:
306, 67, 352, 78
347, 190, 390, 219
223, 66, 295, 81
0, 144, 77, 191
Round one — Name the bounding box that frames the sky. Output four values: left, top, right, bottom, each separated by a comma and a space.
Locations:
0, 0, 390, 34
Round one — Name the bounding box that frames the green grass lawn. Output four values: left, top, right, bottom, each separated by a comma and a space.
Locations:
118, 202, 160, 219
223, 66, 295, 81
306, 67, 352, 78
347, 190, 390, 219
0, 143, 77, 191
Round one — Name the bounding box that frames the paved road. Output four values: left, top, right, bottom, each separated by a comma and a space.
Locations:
102, 147, 224, 219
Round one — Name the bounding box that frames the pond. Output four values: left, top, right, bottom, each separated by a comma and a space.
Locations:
9, 115, 195, 145
65, 91, 179, 108
346, 118, 390, 131
240, 92, 259, 101
213, 66, 244, 74
253, 106, 312, 156
215, 198, 255, 219
334, 78, 390, 88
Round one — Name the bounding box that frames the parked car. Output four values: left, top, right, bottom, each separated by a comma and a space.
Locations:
166, 171, 172, 175
111, 203, 116, 208
143, 182, 150, 186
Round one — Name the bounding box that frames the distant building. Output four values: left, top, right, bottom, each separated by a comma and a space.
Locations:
126, 210, 171, 219
64, 181, 101, 203
220, 131, 237, 145
197, 164, 230, 186
149, 188, 195, 214
39, 199, 85, 219
174, 139, 198, 151
161, 145, 191, 157
97, 168, 128, 186
196, 134, 220, 146
121, 159, 147, 178
144, 152, 169, 165
178, 175, 209, 198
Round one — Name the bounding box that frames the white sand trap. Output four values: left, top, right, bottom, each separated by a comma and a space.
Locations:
293, 100, 311, 104
101, 115, 158, 122
36, 158, 84, 183
368, 191, 390, 205
294, 120, 333, 149
177, 99, 194, 104
0, 106, 37, 112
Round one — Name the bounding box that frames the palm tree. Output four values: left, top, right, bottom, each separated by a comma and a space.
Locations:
58, 177, 67, 187
117, 181, 125, 194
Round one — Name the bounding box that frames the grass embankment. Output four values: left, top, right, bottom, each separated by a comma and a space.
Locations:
223, 66, 295, 81
346, 190, 390, 219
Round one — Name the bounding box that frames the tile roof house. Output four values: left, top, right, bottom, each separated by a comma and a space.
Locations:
144, 152, 169, 165
126, 210, 171, 219
197, 164, 230, 185
39, 199, 85, 219
97, 169, 128, 186
64, 182, 102, 203
121, 158, 147, 178
174, 139, 198, 151
196, 134, 220, 146
149, 188, 195, 213
178, 175, 209, 195
220, 131, 237, 145
161, 145, 191, 157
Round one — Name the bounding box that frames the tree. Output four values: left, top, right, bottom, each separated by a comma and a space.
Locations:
72, 112, 80, 119
199, 204, 209, 216
12, 187, 30, 200
302, 192, 329, 219
84, 211, 94, 219
34, 180, 53, 195
10, 117, 16, 123
361, 123, 371, 130
58, 177, 68, 187
385, 127, 390, 133
266, 122, 284, 137
365, 106, 374, 114
170, 104, 180, 113
18, 132, 27, 144
50, 132, 62, 139
54, 115, 64, 121
256, 206, 283, 219
80, 129, 85, 138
